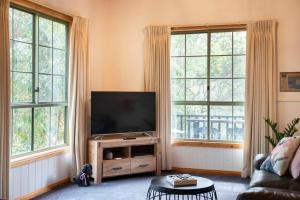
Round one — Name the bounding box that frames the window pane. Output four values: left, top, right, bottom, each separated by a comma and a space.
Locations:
53, 49, 66, 75
211, 32, 232, 55
233, 106, 244, 142
10, 8, 69, 156
13, 9, 33, 43
233, 79, 245, 101
170, 31, 245, 142
12, 108, 32, 156
53, 75, 66, 102
186, 79, 207, 101
210, 106, 232, 140
171, 105, 185, 139
186, 33, 207, 56
13, 41, 32, 72
233, 56, 246, 78
39, 17, 52, 46
9, 8, 12, 39
171, 79, 185, 101
233, 31, 246, 54
53, 22, 66, 49
170, 57, 184, 78
34, 107, 50, 150
186, 105, 208, 139
210, 56, 232, 78
51, 107, 65, 146
186, 57, 207, 78
10, 42, 12, 69
171, 35, 185, 56
39, 74, 52, 102
210, 79, 232, 101
12, 72, 32, 103
39, 46, 52, 74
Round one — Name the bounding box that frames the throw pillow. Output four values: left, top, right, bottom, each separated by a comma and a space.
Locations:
260, 136, 300, 176
290, 146, 300, 179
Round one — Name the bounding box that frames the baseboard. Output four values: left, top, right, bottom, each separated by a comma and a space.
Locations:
15, 177, 70, 200
172, 167, 241, 176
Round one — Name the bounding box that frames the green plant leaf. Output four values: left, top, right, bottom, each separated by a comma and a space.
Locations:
264, 117, 300, 147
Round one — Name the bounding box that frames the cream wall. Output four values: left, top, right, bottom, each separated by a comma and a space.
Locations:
34, 0, 106, 91
99, 0, 300, 171
99, 0, 300, 129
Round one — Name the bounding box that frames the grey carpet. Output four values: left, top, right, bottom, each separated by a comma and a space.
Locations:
35, 173, 249, 200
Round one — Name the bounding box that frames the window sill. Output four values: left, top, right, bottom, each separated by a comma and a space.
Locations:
10, 146, 70, 168
171, 140, 243, 149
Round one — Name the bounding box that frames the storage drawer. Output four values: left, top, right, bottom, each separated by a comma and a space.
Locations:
131, 156, 156, 174
103, 159, 130, 177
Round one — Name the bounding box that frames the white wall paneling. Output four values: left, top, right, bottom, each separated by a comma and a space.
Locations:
10, 153, 71, 199
172, 146, 243, 172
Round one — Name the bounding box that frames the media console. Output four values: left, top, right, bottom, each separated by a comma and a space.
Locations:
88, 134, 161, 184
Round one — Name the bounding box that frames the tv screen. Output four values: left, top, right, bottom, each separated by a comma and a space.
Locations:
91, 92, 156, 135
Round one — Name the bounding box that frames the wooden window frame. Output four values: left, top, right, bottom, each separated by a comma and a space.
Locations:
10, 146, 70, 168
171, 140, 243, 149
170, 24, 247, 147
10, 0, 73, 23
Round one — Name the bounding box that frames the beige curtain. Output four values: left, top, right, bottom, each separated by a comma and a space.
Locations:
69, 17, 90, 178
242, 20, 277, 177
144, 26, 172, 170
0, 0, 10, 198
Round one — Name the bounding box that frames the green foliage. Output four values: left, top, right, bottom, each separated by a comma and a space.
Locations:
10, 8, 67, 156
265, 118, 300, 147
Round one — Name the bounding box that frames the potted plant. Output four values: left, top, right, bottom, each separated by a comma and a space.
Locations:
265, 118, 300, 147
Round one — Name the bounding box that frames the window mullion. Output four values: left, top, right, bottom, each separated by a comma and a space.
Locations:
184, 34, 187, 139
34, 14, 38, 104
231, 32, 234, 142
31, 13, 38, 151
31, 108, 34, 151
207, 31, 211, 141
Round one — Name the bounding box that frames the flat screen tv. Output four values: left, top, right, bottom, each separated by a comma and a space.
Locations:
91, 92, 156, 135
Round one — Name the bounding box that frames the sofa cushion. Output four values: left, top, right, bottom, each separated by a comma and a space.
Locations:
290, 146, 300, 179
250, 170, 300, 191
237, 187, 300, 200
260, 136, 300, 176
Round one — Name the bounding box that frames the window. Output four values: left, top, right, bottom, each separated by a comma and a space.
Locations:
9, 7, 68, 157
170, 30, 246, 142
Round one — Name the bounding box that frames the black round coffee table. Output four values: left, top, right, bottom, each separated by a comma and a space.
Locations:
146, 176, 217, 200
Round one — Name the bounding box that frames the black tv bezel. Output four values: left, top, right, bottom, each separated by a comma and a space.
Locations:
90, 91, 156, 136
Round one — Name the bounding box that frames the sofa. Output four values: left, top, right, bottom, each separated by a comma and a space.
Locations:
237, 154, 300, 200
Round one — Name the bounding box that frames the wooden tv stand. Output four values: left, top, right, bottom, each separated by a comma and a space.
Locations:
88, 134, 161, 184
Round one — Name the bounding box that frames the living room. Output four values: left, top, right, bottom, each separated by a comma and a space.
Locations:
0, 0, 300, 199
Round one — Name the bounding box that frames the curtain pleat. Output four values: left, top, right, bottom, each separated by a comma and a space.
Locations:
0, 0, 10, 198
144, 26, 172, 170
69, 17, 90, 178
242, 20, 277, 178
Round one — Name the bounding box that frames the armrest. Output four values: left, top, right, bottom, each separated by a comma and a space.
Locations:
237, 187, 300, 200
253, 154, 269, 170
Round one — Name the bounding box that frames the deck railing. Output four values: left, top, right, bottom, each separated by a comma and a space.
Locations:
172, 115, 244, 141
